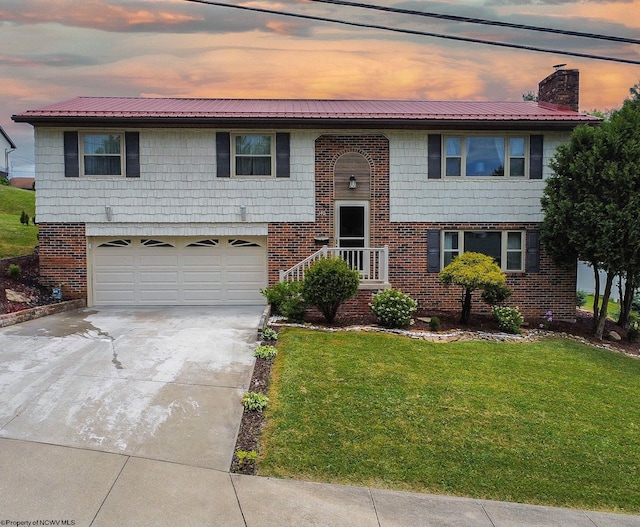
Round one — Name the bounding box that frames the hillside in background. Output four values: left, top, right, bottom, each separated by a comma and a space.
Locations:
0, 184, 37, 258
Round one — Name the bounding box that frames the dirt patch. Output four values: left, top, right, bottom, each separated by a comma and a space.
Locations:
0, 254, 59, 315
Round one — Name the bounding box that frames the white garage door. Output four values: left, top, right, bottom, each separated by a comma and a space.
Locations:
91, 236, 267, 306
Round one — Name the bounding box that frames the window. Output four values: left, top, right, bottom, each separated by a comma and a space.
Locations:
232, 134, 274, 177
444, 135, 528, 178
81, 133, 124, 176
64, 131, 139, 178
442, 231, 524, 271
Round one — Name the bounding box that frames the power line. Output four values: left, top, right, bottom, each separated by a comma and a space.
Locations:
309, 0, 640, 46
182, 0, 640, 65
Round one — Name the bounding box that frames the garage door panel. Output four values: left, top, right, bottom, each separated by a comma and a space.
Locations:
183, 272, 223, 283
93, 289, 137, 304
92, 236, 266, 306
139, 255, 178, 266
139, 271, 180, 283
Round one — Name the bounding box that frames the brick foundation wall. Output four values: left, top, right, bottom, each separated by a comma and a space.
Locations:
268, 134, 577, 322
38, 223, 87, 300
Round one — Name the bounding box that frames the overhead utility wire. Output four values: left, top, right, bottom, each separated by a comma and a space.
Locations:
183, 0, 640, 65
310, 0, 640, 45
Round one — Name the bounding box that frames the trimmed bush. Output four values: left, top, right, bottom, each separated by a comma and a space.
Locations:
481, 283, 513, 306
261, 281, 306, 321
6, 264, 21, 280
302, 257, 359, 324
576, 290, 587, 307
492, 306, 524, 335
370, 289, 417, 328
429, 316, 441, 331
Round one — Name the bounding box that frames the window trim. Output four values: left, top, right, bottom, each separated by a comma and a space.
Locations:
79, 131, 125, 177
443, 134, 530, 179
231, 132, 276, 178
441, 230, 525, 272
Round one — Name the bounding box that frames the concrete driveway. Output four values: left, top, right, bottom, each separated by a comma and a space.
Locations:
0, 305, 263, 470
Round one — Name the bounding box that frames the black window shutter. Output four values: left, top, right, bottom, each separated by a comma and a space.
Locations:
276, 133, 290, 178
216, 132, 231, 178
64, 131, 79, 177
427, 229, 441, 273
529, 135, 544, 180
526, 230, 540, 273
125, 132, 140, 178
427, 134, 442, 179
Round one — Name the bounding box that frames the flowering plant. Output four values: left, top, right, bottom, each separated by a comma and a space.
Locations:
370, 289, 417, 328
539, 310, 553, 329
492, 305, 523, 334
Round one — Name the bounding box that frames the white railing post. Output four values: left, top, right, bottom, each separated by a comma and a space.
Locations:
279, 245, 389, 285
381, 245, 389, 283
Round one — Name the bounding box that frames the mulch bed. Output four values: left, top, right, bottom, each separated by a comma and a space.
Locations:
0, 254, 58, 315
230, 308, 640, 475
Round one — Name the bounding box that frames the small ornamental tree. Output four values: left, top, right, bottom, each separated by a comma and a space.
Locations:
302, 257, 359, 324
439, 252, 507, 324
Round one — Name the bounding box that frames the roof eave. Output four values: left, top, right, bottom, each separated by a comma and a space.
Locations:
11, 114, 597, 131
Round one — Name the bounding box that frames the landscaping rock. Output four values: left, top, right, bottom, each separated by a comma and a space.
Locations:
608, 330, 622, 342
5, 288, 33, 303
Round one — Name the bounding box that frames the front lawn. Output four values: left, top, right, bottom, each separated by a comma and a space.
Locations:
259, 328, 640, 513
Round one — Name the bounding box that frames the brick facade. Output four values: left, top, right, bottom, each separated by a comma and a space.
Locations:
538, 69, 580, 112
37, 223, 87, 300
268, 134, 576, 322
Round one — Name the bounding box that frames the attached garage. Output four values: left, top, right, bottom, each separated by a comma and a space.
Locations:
90, 236, 267, 306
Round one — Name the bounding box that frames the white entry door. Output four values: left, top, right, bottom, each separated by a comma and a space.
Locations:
335, 201, 369, 273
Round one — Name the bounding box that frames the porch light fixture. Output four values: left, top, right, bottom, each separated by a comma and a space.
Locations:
348, 175, 357, 189
105, 205, 112, 221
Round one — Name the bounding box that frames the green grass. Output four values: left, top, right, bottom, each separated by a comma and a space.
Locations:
260, 328, 640, 513
0, 185, 37, 258
585, 293, 621, 321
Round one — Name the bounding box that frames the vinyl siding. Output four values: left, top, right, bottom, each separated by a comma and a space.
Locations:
388, 131, 568, 223
34, 128, 315, 224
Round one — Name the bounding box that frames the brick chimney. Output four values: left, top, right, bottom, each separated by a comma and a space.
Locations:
538, 68, 580, 112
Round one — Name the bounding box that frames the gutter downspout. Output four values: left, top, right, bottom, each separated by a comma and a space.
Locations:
4, 146, 16, 176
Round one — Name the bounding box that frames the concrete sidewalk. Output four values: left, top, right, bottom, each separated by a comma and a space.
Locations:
2, 438, 639, 527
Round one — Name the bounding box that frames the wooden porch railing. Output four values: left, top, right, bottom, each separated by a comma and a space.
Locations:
279, 246, 389, 284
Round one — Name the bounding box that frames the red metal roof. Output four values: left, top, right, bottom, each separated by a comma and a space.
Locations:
13, 96, 599, 124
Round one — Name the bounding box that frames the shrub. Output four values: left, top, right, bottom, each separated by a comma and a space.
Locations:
6, 264, 21, 280
302, 257, 359, 324
492, 306, 524, 334
261, 281, 306, 320
429, 316, 441, 331
254, 345, 278, 360
19, 210, 29, 226
481, 283, 512, 306
576, 290, 588, 307
0, 175, 10, 186
261, 327, 278, 341
370, 289, 417, 328
439, 252, 506, 324
242, 392, 269, 412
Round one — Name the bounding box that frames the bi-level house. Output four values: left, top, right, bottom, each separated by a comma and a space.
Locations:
12, 69, 598, 320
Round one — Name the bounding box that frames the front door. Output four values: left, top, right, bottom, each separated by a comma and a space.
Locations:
335, 201, 369, 272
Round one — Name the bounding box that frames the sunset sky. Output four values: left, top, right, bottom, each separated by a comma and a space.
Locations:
1, 0, 639, 178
